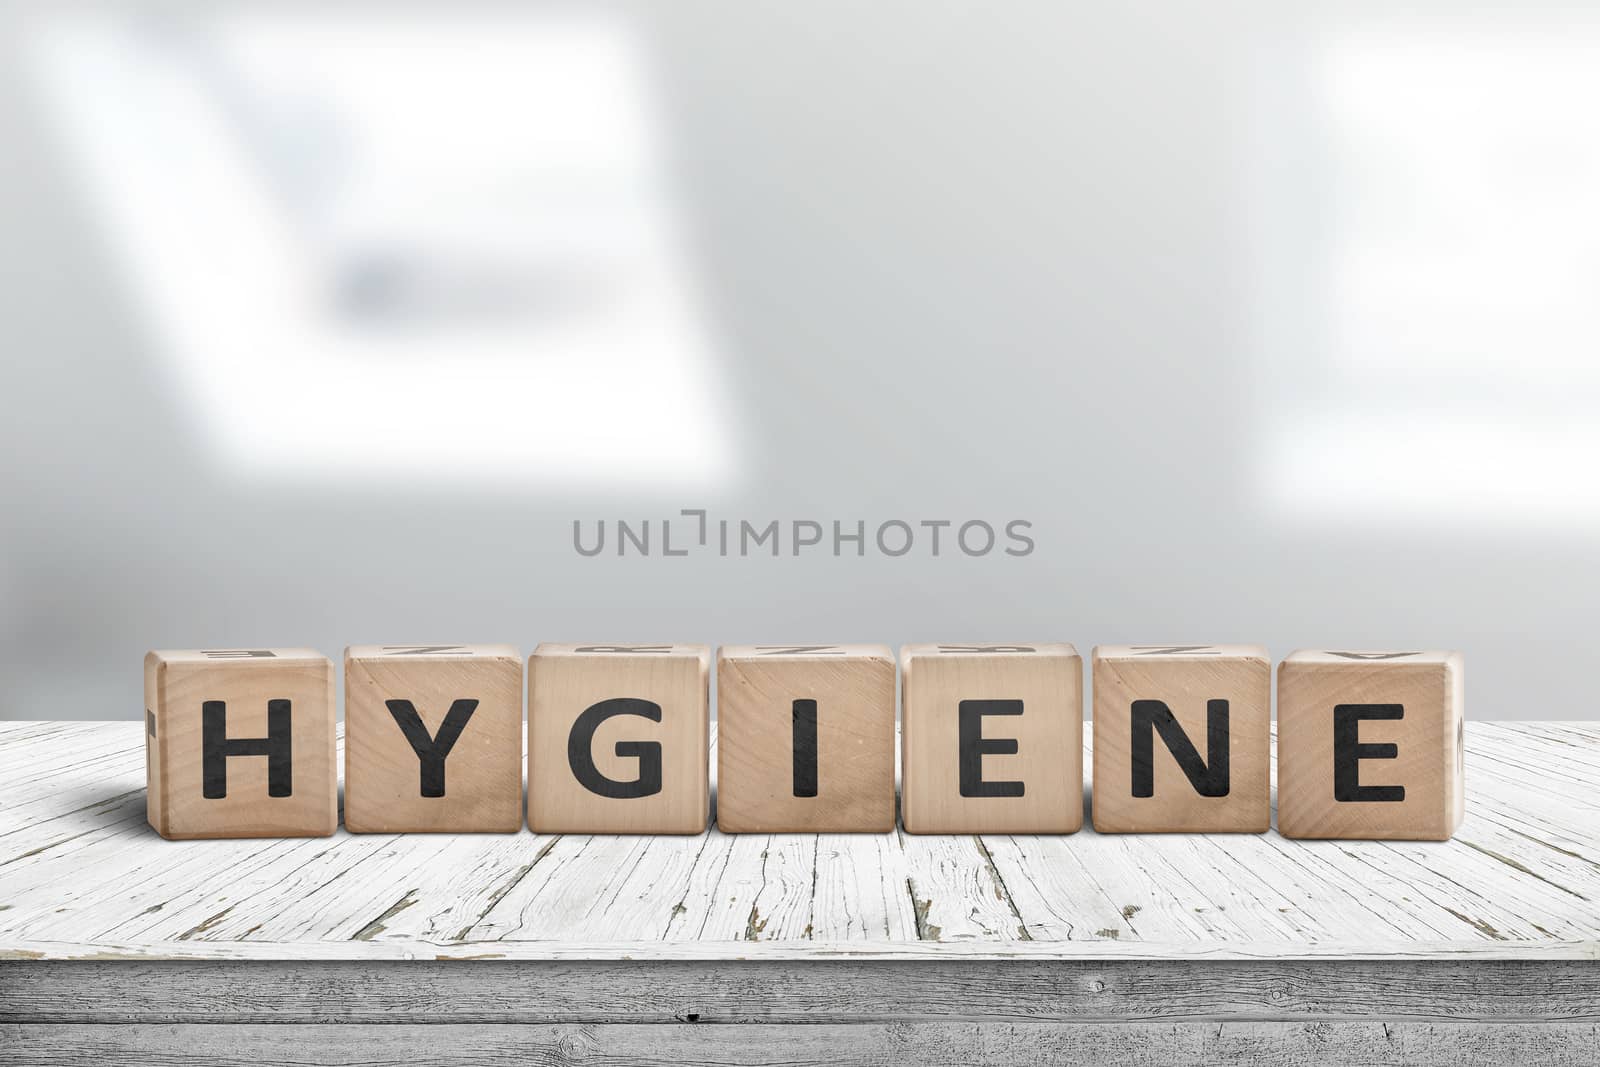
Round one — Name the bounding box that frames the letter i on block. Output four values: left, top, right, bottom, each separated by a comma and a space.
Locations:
900, 644, 1083, 834
528, 644, 710, 834
716, 645, 896, 832
344, 645, 524, 833
1277, 650, 1465, 840
1091, 645, 1270, 833
144, 649, 336, 839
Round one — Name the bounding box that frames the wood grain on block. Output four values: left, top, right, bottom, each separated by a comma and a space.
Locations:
1277, 650, 1465, 841
528, 644, 710, 834
1092, 645, 1270, 834
344, 645, 523, 834
143, 649, 335, 840
716, 645, 895, 833
900, 643, 1083, 834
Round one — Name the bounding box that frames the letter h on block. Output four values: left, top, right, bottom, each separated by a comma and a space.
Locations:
1277, 650, 1465, 841
528, 644, 710, 834
144, 649, 336, 840
1091, 645, 1271, 833
900, 644, 1083, 834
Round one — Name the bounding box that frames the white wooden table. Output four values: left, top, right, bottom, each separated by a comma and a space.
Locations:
1, 721, 1597, 1064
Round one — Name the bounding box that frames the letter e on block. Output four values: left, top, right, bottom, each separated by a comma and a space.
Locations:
528, 644, 710, 834
144, 649, 336, 840
900, 644, 1083, 834
1277, 649, 1465, 840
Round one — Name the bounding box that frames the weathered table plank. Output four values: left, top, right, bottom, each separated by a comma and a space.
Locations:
2, 721, 1598, 1065
2, 1019, 1597, 1067
2, 721, 1599, 960
4, 959, 1598, 1024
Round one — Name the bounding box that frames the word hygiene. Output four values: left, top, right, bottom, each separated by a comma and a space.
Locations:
143, 644, 1464, 842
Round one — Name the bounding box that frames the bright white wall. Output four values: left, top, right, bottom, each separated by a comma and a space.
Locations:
0, 2, 1593, 720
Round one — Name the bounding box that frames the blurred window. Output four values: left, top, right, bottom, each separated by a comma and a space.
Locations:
29, 9, 735, 489
1252, 23, 1600, 524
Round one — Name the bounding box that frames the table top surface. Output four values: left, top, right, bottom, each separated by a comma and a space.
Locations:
1, 720, 1595, 962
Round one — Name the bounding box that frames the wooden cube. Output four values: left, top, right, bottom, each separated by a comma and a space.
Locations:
1091, 645, 1270, 833
1277, 650, 1465, 841
144, 648, 336, 840
528, 644, 709, 834
344, 644, 524, 834
716, 645, 895, 833
900, 644, 1082, 834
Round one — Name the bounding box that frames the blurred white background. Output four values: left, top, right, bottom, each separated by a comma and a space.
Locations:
0, 1, 1594, 720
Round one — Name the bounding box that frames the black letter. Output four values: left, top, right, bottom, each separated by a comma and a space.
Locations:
1131, 699, 1229, 798
1334, 704, 1406, 801
202, 699, 292, 798
385, 699, 478, 797
792, 699, 818, 797
959, 699, 1024, 797
568, 698, 664, 798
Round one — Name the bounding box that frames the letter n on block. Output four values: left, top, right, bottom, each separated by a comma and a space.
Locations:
144, 649, 336, 839
1091, 645, 1270, 833
344, 644, 524, 833
1277, 650, 1465, 841
527, 644, 710, 834
900, 644, 1082, 834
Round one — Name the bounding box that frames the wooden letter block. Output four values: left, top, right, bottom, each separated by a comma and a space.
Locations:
716, 645, 895, 833
1278, 650, 1465, 841
144, 648, 336, 840
344, 644, 524, 834
900, 644, 1082, 834
528, 644, 709, 834
1091, 645, 1270, 834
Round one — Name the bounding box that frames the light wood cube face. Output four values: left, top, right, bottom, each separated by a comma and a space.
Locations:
344, 645, 524, 834
900, 644, 1083, 834
1277, 650, 1465, 841
144, 649, 336, 840
528, 644, 710, 834
716, 645, 896, 833
1091, 645, 1270, 834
